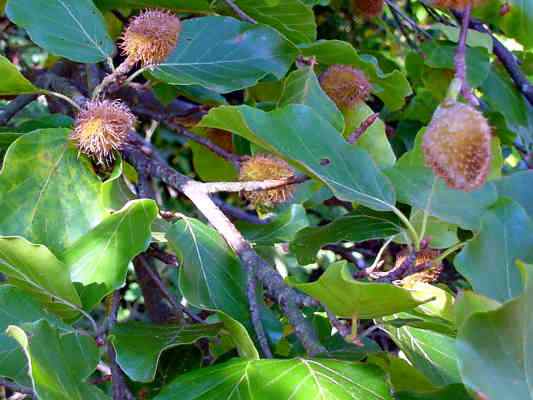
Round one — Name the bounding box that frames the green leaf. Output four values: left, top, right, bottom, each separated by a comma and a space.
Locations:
496, 170, 533, 218
200, 104, 396, 211
6, 0, 115, 63
0, 286, 68, 384
453, 291, 500, 329
421, 41, 490, 88
237, 204, 309, 246
290, 208, 401, 265
166, 217, 250, 326
396, 384, 473, 400
155, 358, 393, 400
100, 158, 136, 210
217, 312, 260, 360
278, 66, 344, 132
395, 210, 459, 250
0, 129, 107, 255
151, 16, 297, 93
431, 24, 493, 51
343, 104, 396, 169
499, 0, 533, 49
234, 0, 317, 44
383, 324, 461, 387
385, 130, 498, 230
0, 237, 82, 320
0, 55, 40, 95
7, 320, 109, 400
111, 321, 223, 383
94, 0, 211, 12
456, 261, 533, 399
290, 262, 430, 319
62, 199, 158, 310
455, 198, 533, 302
299, 40, 412, 111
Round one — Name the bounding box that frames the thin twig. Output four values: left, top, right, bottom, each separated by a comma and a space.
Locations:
453, 10, 533, 106
453, 2, 478, 106
387, 2, 418, 49
224, 0, 257, 24
374, 250, 417, 282
347, 113, 380, 144
202, 175, 308, 194
106, 291, 135, 400
0, 94, 37, 125
0, 378, 34, 397
141, 259, 204, 324
212, 196, 272, 225
384, 0, 431, 39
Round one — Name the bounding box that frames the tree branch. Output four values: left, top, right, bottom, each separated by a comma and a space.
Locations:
122, 137, 326, 355
453, 10, 533, 106
347, 113, 379, 144
202, 175, 308, 194
0, 378, 34, 397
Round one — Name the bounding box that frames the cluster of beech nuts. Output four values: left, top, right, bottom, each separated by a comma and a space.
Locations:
72, 5, 492, 210
71, 10, 181, 165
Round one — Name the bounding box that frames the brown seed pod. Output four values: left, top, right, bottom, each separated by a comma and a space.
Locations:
422, 101, 492, 191
352, 0, 384, 18
120, 10, 181, 66
239, 154, 295, 207
426, 0, 487, 11
206, 128, 234, 153
71, 100, 136, 165
399, 248, 443, 285
319, 65, 372, 109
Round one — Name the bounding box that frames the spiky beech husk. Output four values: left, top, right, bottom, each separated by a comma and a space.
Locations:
422, 101, 492, 191
206, 128, 234, 153
426, 0, 486, 10
120, 10, 181, 66
71, 100, 136, 165
353, 0, 384, 18
239, 154, 295, 207
319, 65, 372, 109
399, 248, 443, 285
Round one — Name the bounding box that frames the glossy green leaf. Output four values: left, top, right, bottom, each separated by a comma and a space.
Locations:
455, 198, 533, 302
200, 104, 396, 211
343, 104, 396, 169
238, 204, 309, 246
152, 16, 297, 93
94, 0, 210, 12
496, 170, 533, 218
217, 312, 260, 360
0, 286, 68, 384
500, 0, 533, 49
166, 217, 250, 325
290, 208, 401, 264
396, 384, 472, 400
0, 129, 106, 255
6, 0, 115, 63
278, 67, 344, 132
432, 24, 493, 51
100, 158, 136, 211
0, 237, 82, 320
0, 55, 40, 95
111, 321, 223, 382
299, 40, 412, 111
457, 261, 533, 399
190, 139, 237, 183
290, 262, 430, 319
234, 0, 317, 44
7, 320, 109, 400
155, 358, 393, 400
62, 199, 158, 310
383, 324, 461, 387
453, 290, 500, 328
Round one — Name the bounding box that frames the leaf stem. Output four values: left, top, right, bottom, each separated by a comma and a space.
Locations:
391, 206, 420, 250
434, 242, 465, 264
43, 90, 81, 111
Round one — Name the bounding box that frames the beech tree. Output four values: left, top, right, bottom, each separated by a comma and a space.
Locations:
0, 0, 532, 399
